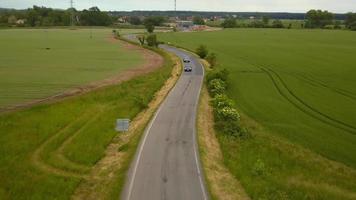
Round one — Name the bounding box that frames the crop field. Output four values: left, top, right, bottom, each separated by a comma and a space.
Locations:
0, 58, 171, 199
159, 29, 356, 199
0, 28, 144, 109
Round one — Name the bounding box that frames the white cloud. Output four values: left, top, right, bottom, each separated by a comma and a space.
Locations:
1, 0, 355, 12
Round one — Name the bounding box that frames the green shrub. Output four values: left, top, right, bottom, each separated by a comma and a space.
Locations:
206, 68, 229, 83
208, 79, 226, 96
196, 45, 209, 58
146, 34, 158, 47
216, 106, 240, 121
211, 94, 234, 109
206, 52, 217, 67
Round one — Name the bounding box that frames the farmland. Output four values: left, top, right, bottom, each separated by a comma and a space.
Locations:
159, 29, 356, 199
0, 50, 172, 199
0, 28, 143, 109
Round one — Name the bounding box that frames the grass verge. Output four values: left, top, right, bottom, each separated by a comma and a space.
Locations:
72, 46, 182, 200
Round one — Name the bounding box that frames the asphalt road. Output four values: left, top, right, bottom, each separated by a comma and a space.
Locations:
121, 43, 208, 200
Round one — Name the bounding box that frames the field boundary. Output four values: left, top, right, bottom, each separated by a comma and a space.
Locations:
0, 38, 163, 114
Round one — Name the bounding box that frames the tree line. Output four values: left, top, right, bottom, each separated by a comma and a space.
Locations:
0, 6, 112, 27
220, 10, 356, 31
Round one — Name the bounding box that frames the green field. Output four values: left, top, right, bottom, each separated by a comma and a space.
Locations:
159, 29, 356, 199
0, 53, 171, 199
0, 28, 143, 108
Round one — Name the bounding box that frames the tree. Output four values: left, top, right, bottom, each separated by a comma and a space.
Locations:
146, 34, 158, 47
305, 9, 334, 28
196, 45, 209, 58
221, 18, 236, 28
262, 16, 270, 25
128, 16, 142, 25
80, 7, 111, 26
145, 22, 155, 33
350, 21, 356, 31
271, 19, 284, 28
345, 13, 356, 29
193, 16, 205, 25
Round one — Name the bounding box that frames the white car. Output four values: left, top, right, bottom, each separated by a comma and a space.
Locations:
183, 57, 191, 63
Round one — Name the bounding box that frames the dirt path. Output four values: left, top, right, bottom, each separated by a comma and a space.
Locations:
0, 38, 163, 114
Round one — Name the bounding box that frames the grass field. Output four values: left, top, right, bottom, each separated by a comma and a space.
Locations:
159, 29, 356, 199
0, 55, 171, 200
0, 28, 144, 108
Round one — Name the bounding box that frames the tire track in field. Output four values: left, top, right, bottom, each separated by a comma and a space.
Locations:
31, 108, 103, 178
52, 106, 105, 173
287, 72, 356, 101
31, 112, 90, 179
260, 67, 356, 135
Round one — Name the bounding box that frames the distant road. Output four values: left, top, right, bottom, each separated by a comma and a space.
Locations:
121, 36, 208, 200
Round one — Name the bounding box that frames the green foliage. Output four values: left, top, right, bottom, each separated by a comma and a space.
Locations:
271, 19, 284, 28
137, 34, 146, 45
262, 16, 270, 25
128, 16, 142, 25
193, 16, 205, 25
305, 9, 334, 28
146, 34, 158, 47
211, 94, 234, 109
206, 52, 217, 66
350, 21, 356, 31
80, 7, 112, 26
221, 18, 237, 28
216, 106, 240, 121
196, 45, 209, 58
206, 68, 229, 83
345, 12, 356, 29
208, 79, 226, 96
145, 22, 155, 33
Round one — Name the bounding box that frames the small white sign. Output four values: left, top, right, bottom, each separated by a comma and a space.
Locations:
116, 119, 130, 132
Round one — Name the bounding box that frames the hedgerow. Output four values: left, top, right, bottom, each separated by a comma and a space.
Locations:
207, 69, 249, 138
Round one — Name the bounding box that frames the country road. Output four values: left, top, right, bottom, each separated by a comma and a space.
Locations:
121, 38, 209, 200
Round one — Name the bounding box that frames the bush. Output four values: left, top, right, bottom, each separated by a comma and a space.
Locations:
206, 53, 217, 67
350, 21, 356, 31
208, 79, 226, 96
146, 34, 158, 47
206, 68, 229, 83
196, 45, 209, 58
221, 18, 237, 28
216, 107, 240, 121
271, 20, 284, 28
215, 120, 241, 137
211, 94, 234, 109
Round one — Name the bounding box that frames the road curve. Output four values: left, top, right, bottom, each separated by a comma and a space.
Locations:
121, 43, 208, 200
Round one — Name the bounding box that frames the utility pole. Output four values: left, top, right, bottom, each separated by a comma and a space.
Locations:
70, 0, 74, 27
174, 0, 177, 20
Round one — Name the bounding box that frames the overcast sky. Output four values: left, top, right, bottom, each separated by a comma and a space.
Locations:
1, 0, 355, 13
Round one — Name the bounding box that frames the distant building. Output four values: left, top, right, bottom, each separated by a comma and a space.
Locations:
176, 20, 194, 29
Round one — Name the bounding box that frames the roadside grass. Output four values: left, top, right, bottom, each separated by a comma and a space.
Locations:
0, 28, 144, 108
72, 48, 182, 200
197, 85, 250, 200
159, 29, 356, 199
0, 51, 171, 199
